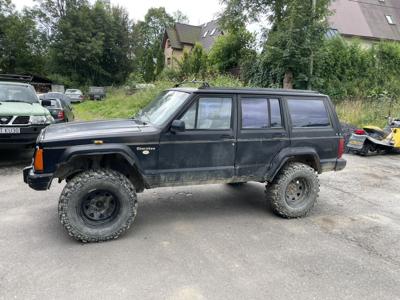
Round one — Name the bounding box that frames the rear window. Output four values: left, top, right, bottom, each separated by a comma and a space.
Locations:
287, 99, 330, 128
41, 99, 61, 108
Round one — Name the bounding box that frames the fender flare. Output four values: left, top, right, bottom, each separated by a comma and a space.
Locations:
265, 147, 321, 182
59, 143, 143, 173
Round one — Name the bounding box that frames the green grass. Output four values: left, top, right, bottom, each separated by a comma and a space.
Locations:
335, 99, 400, 128
74, 81, 171, 121
74, 76, 243, 121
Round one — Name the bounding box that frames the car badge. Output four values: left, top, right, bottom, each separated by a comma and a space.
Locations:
1, 117, 8, 123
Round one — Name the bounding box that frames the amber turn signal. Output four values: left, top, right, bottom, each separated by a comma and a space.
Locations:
34, 148, 44, 172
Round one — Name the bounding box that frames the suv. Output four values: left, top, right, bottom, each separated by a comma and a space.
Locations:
23, 86, 346, 242
0, 81, 54, 147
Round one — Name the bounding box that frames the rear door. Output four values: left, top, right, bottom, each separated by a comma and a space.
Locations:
236, 95, 289, 180
158, 94, 236, 184
286, 97, 338, 164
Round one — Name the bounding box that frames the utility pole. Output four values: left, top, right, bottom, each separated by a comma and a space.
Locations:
308, 0, 317, 90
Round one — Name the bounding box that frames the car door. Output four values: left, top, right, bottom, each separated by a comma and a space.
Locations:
286, 97, 339, 164
158, 94, 236, 185
236, 95, 289, 180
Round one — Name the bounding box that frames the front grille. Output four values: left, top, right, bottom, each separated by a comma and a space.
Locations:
13, 116, 30, 125
0, 116, 13, 125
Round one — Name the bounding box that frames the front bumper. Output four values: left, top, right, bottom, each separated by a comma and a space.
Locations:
0, 125, 47, 147
23, 166, 53, 191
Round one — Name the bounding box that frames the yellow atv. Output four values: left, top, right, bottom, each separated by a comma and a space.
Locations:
347, 117, 400, 155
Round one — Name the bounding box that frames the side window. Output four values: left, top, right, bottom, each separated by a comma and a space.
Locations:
270, 99, 282, 128
287, 99, 330, 127
240, 97, 282, 129
241, 98, 269, 128
180, 102, 196, 129
180, 97, 232, 130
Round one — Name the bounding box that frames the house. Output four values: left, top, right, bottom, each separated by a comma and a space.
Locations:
162, 20, 223, 68
329, 0, 400, 47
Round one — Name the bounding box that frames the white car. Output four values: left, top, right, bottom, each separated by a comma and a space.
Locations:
65, 89, 84, 103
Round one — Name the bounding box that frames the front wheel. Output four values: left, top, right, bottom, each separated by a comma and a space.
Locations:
58, 169, 138, 242
265, 163, 319, 218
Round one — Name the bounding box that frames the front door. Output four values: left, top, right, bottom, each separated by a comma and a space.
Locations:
236, 95, 289, 180
158, 94, 236, 185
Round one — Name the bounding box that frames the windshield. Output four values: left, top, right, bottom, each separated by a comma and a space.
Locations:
0, 84, 39, 103
136, 91, 190, 126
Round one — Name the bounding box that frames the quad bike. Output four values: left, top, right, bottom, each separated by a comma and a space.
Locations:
347, 116, 400, 155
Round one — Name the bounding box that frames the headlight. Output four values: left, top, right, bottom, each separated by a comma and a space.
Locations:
30, 115, 54, 125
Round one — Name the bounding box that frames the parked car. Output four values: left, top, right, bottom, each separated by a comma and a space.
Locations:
65, 89, 84, 103
43, 92, 72, 105
0, 81, 54, 148
40, 97, 74, 123
23, 85, 346, 242
88, 86, 106, 100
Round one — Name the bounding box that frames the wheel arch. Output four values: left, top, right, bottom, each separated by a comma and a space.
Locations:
265, 147, 321, 182
54, 144, 147, 192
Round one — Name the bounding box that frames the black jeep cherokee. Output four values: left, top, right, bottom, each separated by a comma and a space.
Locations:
23, 86, 346, 242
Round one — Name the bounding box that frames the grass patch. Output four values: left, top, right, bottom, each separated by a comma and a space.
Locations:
335, 99, 400, 128
74, 76, 243, 121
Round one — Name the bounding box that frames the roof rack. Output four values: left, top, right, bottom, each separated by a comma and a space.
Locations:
174, 79, 210, 89
0, 74, 33, 83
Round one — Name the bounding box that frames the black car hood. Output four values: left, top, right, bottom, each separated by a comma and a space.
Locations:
42, 119, 146, 142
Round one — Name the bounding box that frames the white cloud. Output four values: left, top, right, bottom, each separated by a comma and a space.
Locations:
12, 0, 224, 24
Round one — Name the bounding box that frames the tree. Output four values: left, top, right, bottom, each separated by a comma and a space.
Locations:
173, 10, 189, 23
175, 43, 208, 79
222, 0, 330, 89
0, 0, 47, 74
132, 7, 175, 82
208, 26, 255, 73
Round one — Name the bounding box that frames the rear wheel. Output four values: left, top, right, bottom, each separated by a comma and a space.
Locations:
265, 163, 319, 218
58, 169, 138, 242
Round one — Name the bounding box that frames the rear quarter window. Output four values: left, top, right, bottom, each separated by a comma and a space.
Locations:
287, 99, 330, 128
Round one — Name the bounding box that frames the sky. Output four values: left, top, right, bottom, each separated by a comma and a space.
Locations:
12, 0, 225, 25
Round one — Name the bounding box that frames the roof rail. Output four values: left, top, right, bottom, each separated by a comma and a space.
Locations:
174, 79, 210, 89
0, 74, 33, 83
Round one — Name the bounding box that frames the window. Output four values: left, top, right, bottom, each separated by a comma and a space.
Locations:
203, 30, 208, 38
241, 98, 269, 128
241, 98, 282, 129
167, 57, 171, 65
287, 99, 330, 128
270, 99, 282, 127
386, 15, 395, 25
180, 97, 232, 130
210, 28, 216, 36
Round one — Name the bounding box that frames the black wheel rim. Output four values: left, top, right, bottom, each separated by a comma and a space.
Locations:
285, 177, 310, 208
81, 189, 120, 224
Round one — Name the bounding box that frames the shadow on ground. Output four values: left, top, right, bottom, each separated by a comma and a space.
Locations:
0, 148, 33, 168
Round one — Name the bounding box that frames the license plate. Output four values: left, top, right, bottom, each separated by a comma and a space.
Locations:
0, 127, 20, 134
347, 135, 366, 149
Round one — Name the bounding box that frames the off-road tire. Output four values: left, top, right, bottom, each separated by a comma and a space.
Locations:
265, 163, 319, 218
58, 169, 138, 243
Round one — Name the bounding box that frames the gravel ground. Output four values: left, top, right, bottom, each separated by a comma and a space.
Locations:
0, 150, 400, 300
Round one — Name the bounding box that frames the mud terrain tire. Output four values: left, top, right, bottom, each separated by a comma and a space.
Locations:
58, 169, 137, 242
266, 163, 319, 218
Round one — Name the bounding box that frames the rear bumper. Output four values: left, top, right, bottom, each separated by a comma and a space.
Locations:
23, 166, 53, 191
335, 158, 347, 171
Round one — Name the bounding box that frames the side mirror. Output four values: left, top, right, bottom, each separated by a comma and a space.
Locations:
41, 99, 52, 107
171, 120, 185, 133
